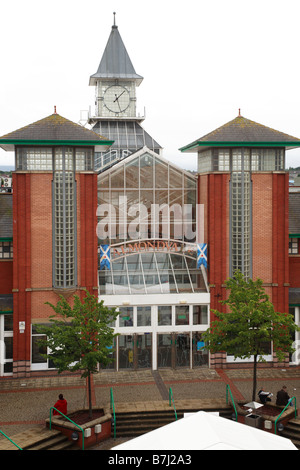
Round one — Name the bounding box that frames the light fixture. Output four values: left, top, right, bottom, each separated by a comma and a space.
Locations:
179, 300, 187, 304
122, 301, 130, 306
71, 431, 79, 441
277, 423, 284, 432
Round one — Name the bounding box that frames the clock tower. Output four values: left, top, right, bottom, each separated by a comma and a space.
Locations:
89, 14, 162, 171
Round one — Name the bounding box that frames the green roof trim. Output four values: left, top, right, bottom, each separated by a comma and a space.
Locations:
289, 234, 300, 238
180, 141, 300, 152
0, 237, 12, 242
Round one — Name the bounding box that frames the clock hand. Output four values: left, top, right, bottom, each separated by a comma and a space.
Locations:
113, 90, 125, 102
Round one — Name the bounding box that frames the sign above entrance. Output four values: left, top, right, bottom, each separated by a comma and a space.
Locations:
99, 240, 208, 270
110, 239, 197, 257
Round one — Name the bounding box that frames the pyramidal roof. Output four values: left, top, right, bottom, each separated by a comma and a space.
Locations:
180, 114, 300, 152
89, 17, 143, 86
0, 112, 114, 151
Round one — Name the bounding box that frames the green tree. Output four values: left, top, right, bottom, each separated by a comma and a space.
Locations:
203, 271, 299, 401
38, 290, 119, 418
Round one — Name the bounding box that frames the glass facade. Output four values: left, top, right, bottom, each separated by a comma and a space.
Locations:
198, 147, 285, 174
53, 148, 76, 288
97, 151, 197, 245
96, 148, 209, 370
97, 149, 204, 295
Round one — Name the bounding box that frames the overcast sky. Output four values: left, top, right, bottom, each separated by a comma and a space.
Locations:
1, 0, 300, 170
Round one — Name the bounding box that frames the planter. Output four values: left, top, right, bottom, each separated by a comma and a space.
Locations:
236, 401, 297, 434
46, 405, 112, 449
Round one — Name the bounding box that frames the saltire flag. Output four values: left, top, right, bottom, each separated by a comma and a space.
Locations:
100, 245, 111, 270
197, 243, 208, 269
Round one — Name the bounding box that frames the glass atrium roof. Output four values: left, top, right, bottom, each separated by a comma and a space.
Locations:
99, 242, 207, 295
97, 148, 206, 295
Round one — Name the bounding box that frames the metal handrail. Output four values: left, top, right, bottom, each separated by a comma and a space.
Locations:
275, 396, 297, 435
169, 387, 178, 420
49, 407, 85, 450
110, 387, 116, 439
0, 429, 23, 450
226, 384, 238, 421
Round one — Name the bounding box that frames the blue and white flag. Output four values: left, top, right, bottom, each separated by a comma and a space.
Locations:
197, 243, 208, 269
100, 245, 111, 270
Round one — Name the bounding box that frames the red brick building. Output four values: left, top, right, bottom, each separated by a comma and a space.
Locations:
180, 114, 300, 368
1, 18, 300, 377
0, 112, 112, 376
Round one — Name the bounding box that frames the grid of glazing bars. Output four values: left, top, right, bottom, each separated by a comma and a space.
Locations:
53, 149, 76, 288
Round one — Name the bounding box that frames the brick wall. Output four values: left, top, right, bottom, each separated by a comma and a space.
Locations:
252, 173, 273, 284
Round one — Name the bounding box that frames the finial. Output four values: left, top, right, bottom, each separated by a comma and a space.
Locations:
238, 108, 241, 116
54, 105, 57, 114
113, 12, 116, 26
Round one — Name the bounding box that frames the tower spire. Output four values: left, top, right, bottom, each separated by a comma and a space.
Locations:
113, 12, 116, 27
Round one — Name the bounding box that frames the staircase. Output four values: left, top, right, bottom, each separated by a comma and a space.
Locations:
0, 427, 77, 451
112, 405, 233, 438
279, 416, 300, 449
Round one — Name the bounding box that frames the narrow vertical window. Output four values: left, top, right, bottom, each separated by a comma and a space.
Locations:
53, 148, 76, 288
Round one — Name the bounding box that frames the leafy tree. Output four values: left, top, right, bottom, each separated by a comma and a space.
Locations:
38, 290, 119, 418
202, 271, 299, 401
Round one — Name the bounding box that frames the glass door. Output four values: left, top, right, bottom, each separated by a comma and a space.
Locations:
137, 334, 152, 369
175, 333, 190, 368
0, 314, 13, 376
290, 307, 300, 365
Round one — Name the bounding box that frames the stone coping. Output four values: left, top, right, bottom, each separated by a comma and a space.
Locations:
45, 405, 111, 431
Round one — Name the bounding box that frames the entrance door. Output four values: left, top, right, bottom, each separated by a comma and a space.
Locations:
0, 314, 13, 376
290, 307, 300, 365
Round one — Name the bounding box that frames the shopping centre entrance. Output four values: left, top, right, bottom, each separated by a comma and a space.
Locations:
99, 296, 210, 371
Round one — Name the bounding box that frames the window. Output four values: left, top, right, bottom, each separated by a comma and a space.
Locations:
218, 150, 230, 171
16, 147, 53, 171
53, 148, 76, 288
137, 306, 151, 326
193, 305, 208, 325
119, 307, 134, 327
289, 238, 299, 254
198, 150, 212, 173
158, 306, 172, 325
0, 241, 13, 259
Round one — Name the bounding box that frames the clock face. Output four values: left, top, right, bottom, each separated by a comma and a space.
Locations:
104, 85, 130, 113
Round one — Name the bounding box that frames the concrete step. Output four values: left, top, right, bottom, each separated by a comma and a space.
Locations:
112, 405, 233, 438
278, 417, 300, 449
0, 427, 61, 450
0, 426, 75, 451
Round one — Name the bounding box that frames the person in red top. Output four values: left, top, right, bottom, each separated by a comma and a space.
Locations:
53, 394, 68, 416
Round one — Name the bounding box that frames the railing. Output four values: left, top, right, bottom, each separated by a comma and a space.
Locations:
110, 387, 116, 439
49, 407, 85, 450
275, 396, 297, 435
0, 429, 23, 450
226, 384, 238, 421
169, 387, 178, 420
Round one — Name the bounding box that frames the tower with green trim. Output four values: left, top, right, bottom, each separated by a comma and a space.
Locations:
0, 111, 113, 376
181, 113, 300, 367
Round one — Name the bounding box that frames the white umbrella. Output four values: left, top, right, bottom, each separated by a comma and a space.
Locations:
112, 411, 297, 451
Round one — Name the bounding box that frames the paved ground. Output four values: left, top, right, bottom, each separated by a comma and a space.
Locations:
1, 366, 300, 449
